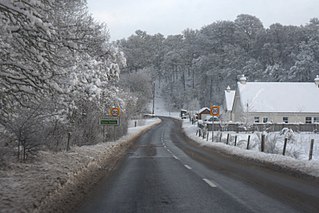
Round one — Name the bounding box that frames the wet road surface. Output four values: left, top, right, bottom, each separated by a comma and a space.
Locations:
75, 117, 319, 213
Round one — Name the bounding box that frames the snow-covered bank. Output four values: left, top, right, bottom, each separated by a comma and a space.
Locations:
182, 120, 319, 178
0, 118, 161, 213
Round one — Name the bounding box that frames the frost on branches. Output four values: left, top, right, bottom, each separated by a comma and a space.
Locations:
0, 0, 127, 162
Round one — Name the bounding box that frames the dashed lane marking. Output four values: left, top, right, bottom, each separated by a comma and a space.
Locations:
173, 155, 179, 160
184, 165, 192, 170
203, 178, 217, 188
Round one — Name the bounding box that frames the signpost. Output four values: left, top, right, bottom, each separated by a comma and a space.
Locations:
210, 105, 220, 142
101, 106, 121, 142
210, 105, 220, 116
110, 107, 120, 117
100, 117, 120, 126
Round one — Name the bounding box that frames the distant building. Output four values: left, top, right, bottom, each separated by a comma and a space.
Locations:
231, 75, 319, 124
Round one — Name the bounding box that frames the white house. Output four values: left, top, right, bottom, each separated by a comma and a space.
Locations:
231, 75, 319, 124
222, 86, 236, 122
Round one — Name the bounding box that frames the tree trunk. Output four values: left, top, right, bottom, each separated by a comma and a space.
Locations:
192, 69, 195, 89
17, 139, 21, 161
182, 71, 186, 91
209, 76, 213, 104
23, 142, 26, 161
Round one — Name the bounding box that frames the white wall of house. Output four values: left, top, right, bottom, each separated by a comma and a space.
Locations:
232, 89, 242, 122
201, 113, 211, 121
222, 86, 235, 122
221, 109, 233, 122
238, 112, 319, 124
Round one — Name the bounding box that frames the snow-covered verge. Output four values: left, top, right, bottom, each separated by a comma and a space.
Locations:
0, 118, 161, 213
182, 120, 319, 178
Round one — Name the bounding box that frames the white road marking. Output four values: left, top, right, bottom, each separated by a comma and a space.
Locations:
203, 178, 217, 188
184, 165, 192, 170
172, 155, 179, 160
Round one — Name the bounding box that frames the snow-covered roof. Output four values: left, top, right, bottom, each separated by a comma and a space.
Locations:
238, 82, 319, 113
225, 88, 236, 111
198, 107, 210, 114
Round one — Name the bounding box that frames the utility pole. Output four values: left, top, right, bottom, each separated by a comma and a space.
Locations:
152, 82, 155, 115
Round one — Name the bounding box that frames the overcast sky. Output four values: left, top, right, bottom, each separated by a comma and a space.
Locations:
87, 0, 319, 41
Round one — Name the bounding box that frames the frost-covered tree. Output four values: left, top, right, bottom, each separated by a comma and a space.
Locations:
289, 41, 319, 81
119, 68, 153, 116
0, 0, 127, 159
0, 0, 125, 118
234, 14, 265, 55
0, 0, 61, 114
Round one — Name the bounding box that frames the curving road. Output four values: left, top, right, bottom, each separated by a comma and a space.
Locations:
75, 117, 319, 213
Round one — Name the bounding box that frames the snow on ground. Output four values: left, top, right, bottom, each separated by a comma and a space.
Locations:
0, 118, 161, 213
152, 89, 319, 178
182, 120, 319, 178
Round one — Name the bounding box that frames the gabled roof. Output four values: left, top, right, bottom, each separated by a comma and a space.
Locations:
198, 107, 210, 114
237, 82, 319, 113
225, 87, 236, 111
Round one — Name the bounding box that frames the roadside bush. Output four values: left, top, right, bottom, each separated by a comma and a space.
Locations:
0, 106, 46, 162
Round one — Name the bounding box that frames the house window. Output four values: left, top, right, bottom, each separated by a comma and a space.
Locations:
314, 117, 319, 123
283, 117, 288, 123
305, 117, 312, 124
263, 117, 268, 123
254, 117, 260, 123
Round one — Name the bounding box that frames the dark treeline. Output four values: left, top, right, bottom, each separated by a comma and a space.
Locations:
117, 14, 319, 110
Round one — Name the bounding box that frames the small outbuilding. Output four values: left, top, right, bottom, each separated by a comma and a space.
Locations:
197, 107, 210, 120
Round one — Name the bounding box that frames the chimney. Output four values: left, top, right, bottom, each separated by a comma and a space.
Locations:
315, 75, 319, 88
238, 74, 247, 84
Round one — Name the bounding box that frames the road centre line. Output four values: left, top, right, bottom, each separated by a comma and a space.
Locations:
184, 165, 192, 170
203, 178, 217, 188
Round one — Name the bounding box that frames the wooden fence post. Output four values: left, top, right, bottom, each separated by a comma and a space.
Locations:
261, 134, 265, 152
234, 135, 237, 146
66, 132, 71, 151
246, 135, 251, 150
226, 133, 230, 145
206, 131, 209, 141
219, 133, 222, 142
283, 138, 288, 156
211, 124, 214, 142
309, 139, 314, 160
103, 126, 106, 142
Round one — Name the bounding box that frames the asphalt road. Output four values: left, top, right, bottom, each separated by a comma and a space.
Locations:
75, 117, 319, 213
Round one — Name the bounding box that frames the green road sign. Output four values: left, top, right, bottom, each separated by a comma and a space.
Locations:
100, 118, 119, 126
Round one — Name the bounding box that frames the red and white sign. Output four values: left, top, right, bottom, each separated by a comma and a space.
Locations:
110, 107, 120, 117
210, 106, 220, 116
